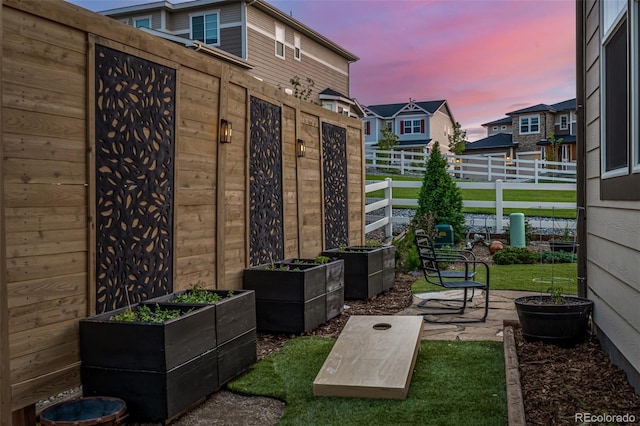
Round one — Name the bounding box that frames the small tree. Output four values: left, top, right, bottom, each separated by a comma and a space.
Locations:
448, 121, 467, 155
290, 76, 315, 101
545, 131, 563, 169
378, 121, 399, 150
417, 142, 466, 242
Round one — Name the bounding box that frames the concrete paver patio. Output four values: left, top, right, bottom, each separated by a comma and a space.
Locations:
395, 290, 538, 341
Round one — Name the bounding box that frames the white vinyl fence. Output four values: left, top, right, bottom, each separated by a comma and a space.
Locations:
366, 149, 576, 183
365, 178, 577, 238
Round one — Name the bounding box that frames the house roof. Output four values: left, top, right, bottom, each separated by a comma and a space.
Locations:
482, 117, 512, 127
464, 133, 516, 151
537, 135, 577, 145
319, 88, 365, 117
507, 98, 577, 115
364, 100, 447, 118
100, 0, 359, 63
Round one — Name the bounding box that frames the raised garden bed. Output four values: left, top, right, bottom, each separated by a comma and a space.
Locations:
243, 258, 344, 333
322, 245, 395, 299
146, 289, 257, 386
80, 303, 218, 422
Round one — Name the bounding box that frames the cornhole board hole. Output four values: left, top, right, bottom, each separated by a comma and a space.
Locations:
313, 315, 423, 399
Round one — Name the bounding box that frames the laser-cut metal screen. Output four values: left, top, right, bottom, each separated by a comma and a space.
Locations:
249, 97, 284, 266
322, 122, 349, 249
94, 45, 176, 313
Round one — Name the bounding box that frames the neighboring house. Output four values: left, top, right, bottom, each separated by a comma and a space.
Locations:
100, 0, 363, 117
466, 98, 577, 164
578, 0, 640, 393
362, 99, 456, 153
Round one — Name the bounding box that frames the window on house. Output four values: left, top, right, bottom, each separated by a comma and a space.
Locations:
133, 17, 151, 28
364, 121, 371, 135
519, 115, 540, 134
294, 34, 301, 60
501, 125, 507, 130
401, 119, 423, 134
275, 24, 285, 58
559, 114, 569, 130
598, 0, 640, 199
492, 126, 498, 131
191, 12, 219, 45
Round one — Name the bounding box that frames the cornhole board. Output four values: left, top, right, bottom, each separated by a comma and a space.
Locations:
313, 315, 423, 399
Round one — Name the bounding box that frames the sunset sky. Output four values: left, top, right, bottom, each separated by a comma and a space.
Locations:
68, 0, 576, 141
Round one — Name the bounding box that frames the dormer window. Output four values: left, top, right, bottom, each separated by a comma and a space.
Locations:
519, 115, 540, 135
191, 11, 219, 45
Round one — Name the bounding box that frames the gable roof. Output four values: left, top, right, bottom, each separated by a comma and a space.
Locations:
507, 98, 577, 115
464, 133, 515, 151
482, 117, 512, 127
364, 100, 447, 118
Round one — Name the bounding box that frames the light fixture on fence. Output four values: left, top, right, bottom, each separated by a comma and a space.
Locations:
220, 119, 232, 144
297, 139, 306, 158
455, 158, 461, 163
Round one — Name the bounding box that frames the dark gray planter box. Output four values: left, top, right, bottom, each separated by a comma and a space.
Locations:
82, 348, 218, 422
79, 303, 218, 422
80, 303, 217, 371
145, 289, 257, 387
243, 263, 325, 301
254, 294, 326, 333
322, 246, 395, 299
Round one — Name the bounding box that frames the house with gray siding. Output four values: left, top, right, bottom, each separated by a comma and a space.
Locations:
362, 99, 456, 153
99, 0, 362, 117
577, 0, 640, 393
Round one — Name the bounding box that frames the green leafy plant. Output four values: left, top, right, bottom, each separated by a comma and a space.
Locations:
365, 240, 383, 248
492, 247, 538, 265
290, 76, 315, 101
417, 142, 466, 242
539, 250, 577, 264
447, 121, 468, 155
173, 287, 221, 304
547, 285, 566, 304
265, 263, 290, 271
313, 255, 330, 264
111, 304, 186, 323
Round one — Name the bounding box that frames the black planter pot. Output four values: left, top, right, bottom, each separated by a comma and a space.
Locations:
514, 295, 594, 345
322, 246, 395, 299
145, 289, 257, 387
80, 303, 219, 422
549, 241, 578, 252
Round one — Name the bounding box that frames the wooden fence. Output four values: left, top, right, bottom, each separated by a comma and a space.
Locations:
0, 0, 365, 421
366, 148, 577, 183
365, 179, 577, 236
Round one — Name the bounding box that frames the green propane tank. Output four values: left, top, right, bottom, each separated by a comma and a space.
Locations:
434, 224, 454, 248
509, 213, 525, 248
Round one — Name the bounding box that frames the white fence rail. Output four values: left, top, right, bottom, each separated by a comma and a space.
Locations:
365, 148, 576, 183
365, 179, 577, 237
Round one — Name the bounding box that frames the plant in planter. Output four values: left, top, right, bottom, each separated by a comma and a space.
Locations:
243, 255, 344, 333
80, 301, 218, 422
145, 286, 257, 387
549, 224, 578, 253
322, 243, 395, 299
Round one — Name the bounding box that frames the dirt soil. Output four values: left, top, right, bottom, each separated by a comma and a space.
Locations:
514, 328, 640, 425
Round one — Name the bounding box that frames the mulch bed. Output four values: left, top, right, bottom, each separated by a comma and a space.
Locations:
514, 328, 640, 425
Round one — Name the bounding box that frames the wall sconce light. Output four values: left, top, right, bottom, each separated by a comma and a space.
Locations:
455, 158, 461, 163
220, 119, 232, 144
297, 139, 306, 158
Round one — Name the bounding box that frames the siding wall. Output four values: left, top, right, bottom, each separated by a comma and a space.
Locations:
246, 6, 350, 100
582, 0, 640, 392
0, 0, 364, 420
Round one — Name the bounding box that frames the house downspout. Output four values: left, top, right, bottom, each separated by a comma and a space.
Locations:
575, 0, 587, 298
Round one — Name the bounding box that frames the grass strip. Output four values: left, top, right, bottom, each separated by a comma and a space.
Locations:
412, 263, 577, 294
229, 337, 507, 426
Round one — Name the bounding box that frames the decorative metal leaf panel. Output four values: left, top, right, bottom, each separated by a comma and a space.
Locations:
322, 122, 349, 249
94, 45, 176, 313
249, 96, 284, 266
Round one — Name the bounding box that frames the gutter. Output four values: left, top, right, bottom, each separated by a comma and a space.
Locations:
575, 0, 587, 298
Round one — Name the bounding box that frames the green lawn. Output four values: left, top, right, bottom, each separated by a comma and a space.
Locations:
366, 174, 576, 219
412, 262, 578, 294
229, 337, 507, 426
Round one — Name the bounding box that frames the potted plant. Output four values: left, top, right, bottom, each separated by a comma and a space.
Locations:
80, 302, 218, 422
322, 242, 395, 299
549, 224, 578, 253
145, 287, 257, 386
243, 256, 344, 333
